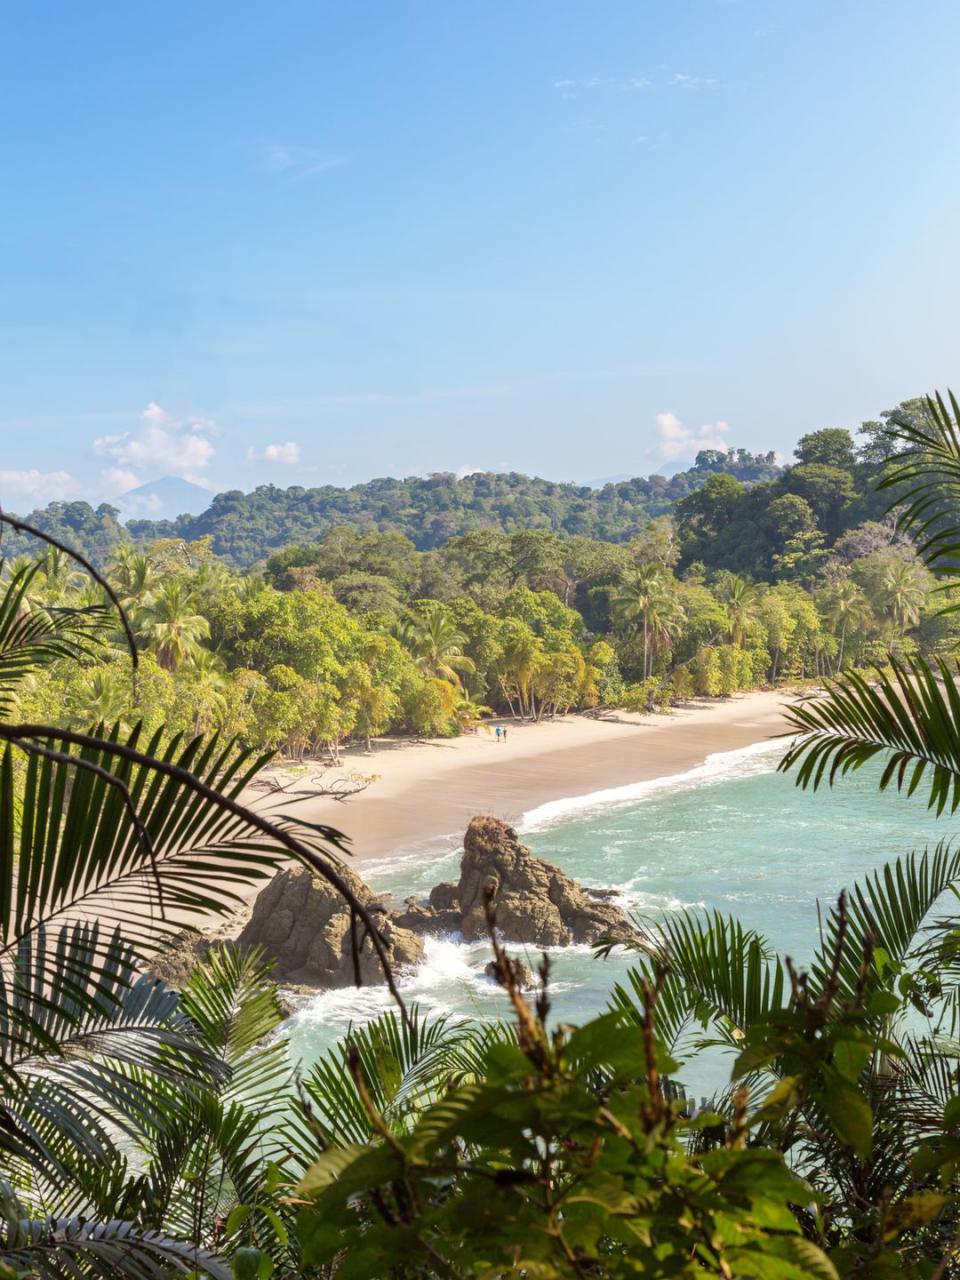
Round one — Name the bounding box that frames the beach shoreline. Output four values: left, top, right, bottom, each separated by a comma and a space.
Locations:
254, 689, 798, 875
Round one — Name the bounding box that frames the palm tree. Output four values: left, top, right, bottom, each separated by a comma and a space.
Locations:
83, 665, 131, 726
820, 577, 870, 671
139, 579, 211, 671
496, 624, 542, 719
38, 547, 85, 602
878, 557, 927, 633
713, 572, 761, 647
450, 689, 492, 733
187, 647, 230, 735
108, 544, 156, 608
613, 567, 683, 679
406, 602, 475, 688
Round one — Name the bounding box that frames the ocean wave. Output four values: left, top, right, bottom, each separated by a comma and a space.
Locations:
519, 737, 783, 831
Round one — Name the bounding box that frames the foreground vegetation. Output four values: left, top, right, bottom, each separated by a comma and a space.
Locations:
8, 404, 959, 759
6, 393, 960, 1274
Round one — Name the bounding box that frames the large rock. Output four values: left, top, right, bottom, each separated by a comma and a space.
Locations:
457, 816, 634, 947
239, 863, 424, 988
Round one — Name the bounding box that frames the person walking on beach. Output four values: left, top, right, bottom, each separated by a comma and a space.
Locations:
495, 725, 502, 743
502, 726, 508, 743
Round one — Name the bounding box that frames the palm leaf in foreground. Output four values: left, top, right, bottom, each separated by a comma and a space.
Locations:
301, 1005, 498, 1147
0, 560, 109, 716
609, 910, 786, 1059
879, 390, 960, 588
0, 1180, 231, 1279
779, 655, 960, 815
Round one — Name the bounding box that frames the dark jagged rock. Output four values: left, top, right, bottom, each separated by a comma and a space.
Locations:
484, 958, 536, 990
238, 864, 424, 987
391, 897, 461, 936
457, 816, 634, 947
428, 881, 460, 911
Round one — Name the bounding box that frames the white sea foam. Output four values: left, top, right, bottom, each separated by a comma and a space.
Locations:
519, 737, 783, 832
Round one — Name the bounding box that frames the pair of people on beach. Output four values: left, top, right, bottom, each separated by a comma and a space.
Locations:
494, 725, 509, 743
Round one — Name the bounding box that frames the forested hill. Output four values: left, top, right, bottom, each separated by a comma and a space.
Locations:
3, 447, 781, 568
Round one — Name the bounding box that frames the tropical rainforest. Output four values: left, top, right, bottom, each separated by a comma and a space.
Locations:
8, 395, 960, 1275
5, 400, 956, 758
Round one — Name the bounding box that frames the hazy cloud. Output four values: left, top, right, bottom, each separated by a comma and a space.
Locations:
553, 75, 649, 94
246, 441, 302, 464
94, 403, 217, 486
655, 411, 729, 461
671, 72, 720, 89
263, 145, 349, 179
0, 468, 78, 505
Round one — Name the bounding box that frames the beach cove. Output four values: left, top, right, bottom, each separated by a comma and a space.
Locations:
261, 689, 796, 870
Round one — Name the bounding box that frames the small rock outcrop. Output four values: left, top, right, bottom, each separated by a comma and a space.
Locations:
391, 896, 461, 937
485, 958, 536, 990
428, 881, 460, 911
457, 816, 634, 947
239, 863, 424, 987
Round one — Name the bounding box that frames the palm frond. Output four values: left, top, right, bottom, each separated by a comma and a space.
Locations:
809, 846, 960, 1004
609, 910, 786, 1054
301, 1006, 488, 1146
0, 720, 407, 1016
783, 655, 960, 814
879, 391, 960, 589
0, 929, 220, 1190
0, 728, 345, 961
780, 656, 960, 815
0, 1179, 230, 1278
0, 561, 110, 715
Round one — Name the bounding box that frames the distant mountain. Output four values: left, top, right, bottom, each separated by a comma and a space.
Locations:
114, 476, 213, 521
585, 472, 633, 488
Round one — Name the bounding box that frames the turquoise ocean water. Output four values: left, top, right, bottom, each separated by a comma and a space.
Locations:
281, 740, 956, 1097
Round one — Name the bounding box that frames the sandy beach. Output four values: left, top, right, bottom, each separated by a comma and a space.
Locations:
255, 690, 797, 870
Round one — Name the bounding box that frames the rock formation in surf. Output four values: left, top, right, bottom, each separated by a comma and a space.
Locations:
238, 862, 424, 987
233, 814, 632, 989
454, 815, 634, 946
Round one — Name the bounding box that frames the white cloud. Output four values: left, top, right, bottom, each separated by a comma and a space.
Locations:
655, 411, 730, 462
99, 467, 141, 496
94, 403, 217, 484
0, 469, 78, 505
246, 441, 302, 465
263, 145, 348, 180
455, 465, 483, 480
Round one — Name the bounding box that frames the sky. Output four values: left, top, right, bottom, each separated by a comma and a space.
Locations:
2, 0, 960, 509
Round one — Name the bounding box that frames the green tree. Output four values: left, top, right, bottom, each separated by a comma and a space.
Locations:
794, 426, 857, 469
138, 579, 211, 671
713, 572, 761, 647
819, 578, 870, 671
406, 601, 476, 687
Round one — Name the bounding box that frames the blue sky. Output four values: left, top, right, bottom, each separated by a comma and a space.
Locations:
2, 0, 959, 509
